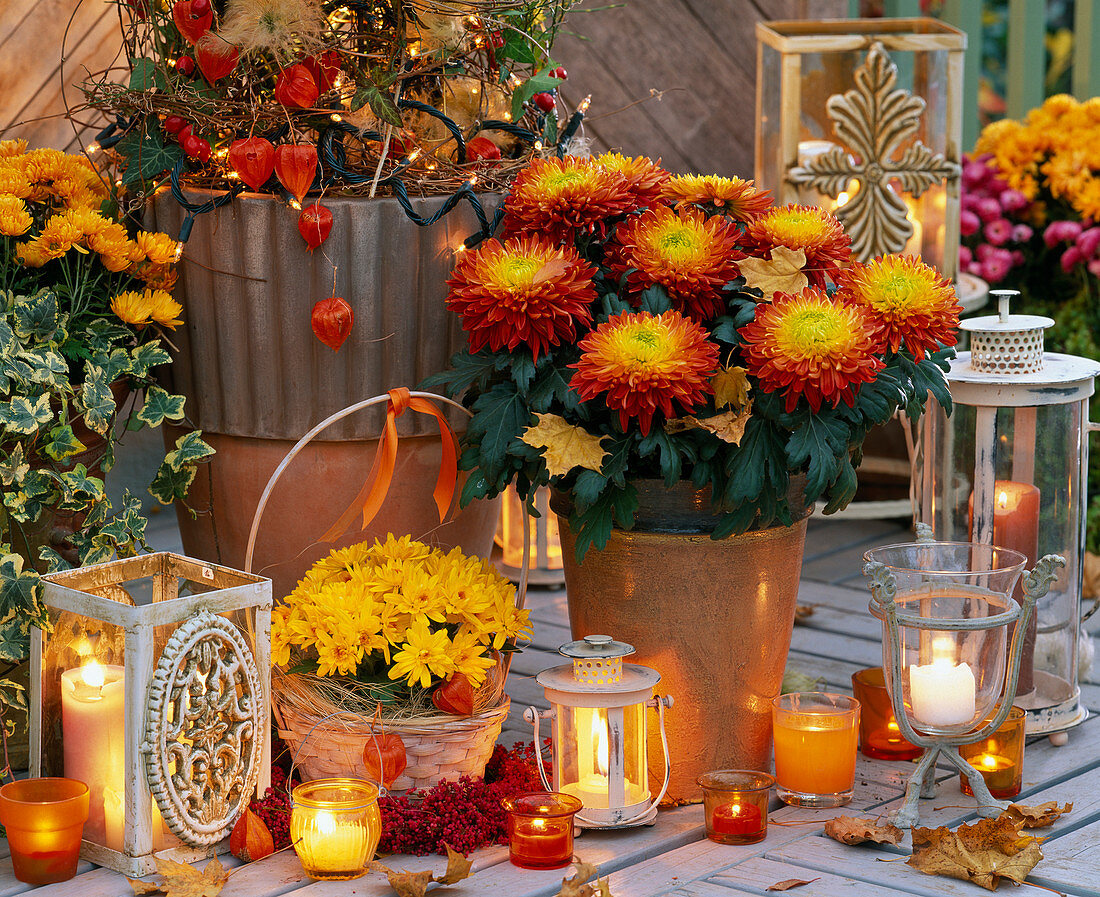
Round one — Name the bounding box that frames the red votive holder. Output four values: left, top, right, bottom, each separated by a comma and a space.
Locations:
851, 667, 922, 761
502, 792, 582, 869
960, 706, 1026, 799
0, 777, 89, 885
697, 770, 773, 845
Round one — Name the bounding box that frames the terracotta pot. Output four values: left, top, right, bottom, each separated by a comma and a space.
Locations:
553, 481, 810, 805
147, 191, 502, 593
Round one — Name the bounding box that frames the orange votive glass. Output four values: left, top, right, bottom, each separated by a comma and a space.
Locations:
697, 770, 773, 845
851, 667, 922, 761
502, 793, 582, 870
0, 778, 89, 885
959, 706, 1026, 799
773, 692, 860, 808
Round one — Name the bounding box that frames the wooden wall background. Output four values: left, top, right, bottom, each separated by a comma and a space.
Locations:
1, 0, 845, 172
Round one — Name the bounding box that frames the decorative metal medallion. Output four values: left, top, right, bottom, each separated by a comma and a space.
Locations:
142, 610, 265, 845
788, 41, 960, 262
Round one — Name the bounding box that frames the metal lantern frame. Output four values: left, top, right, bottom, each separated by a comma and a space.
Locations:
31, 553, 272, 876
918, 290, 1100, 738
525, 635, 673, 829
864, 533, 1063, 829
754, 17, 965, 281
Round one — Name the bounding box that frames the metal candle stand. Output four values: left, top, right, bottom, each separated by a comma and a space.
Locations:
863, 533, 1064, 829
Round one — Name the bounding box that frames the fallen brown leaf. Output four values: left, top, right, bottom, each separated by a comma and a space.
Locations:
794, 604, 815, 622
435, 844, 474, 885
823, 816, 902, 846
766, 878, 820, 891
1001, 801, 1073, 829
521, 413, 609, 478
532, 257, 572, 286
739, 246, 809, 299
711, 366, 751, 409
378, 843, 475, 897
908, 817, 1044, 891
385, 869, 434, 897
129, 856, 230, 897
666, 404, 753, 446
559, 862, 601, 897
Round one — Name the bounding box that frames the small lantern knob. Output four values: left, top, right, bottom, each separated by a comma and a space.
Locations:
959, 290, 1053, 375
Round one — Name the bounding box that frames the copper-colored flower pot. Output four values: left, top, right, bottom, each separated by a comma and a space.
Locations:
554, 482, 809, 805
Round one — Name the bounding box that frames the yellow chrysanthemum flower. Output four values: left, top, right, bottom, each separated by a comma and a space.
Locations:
147, 290, 184, 329
135, 231, 181, 266
0, 139, 28, 159
111, 290, 154, 325
36, 216, 82, 257
0, 195, 32, 237
388, 616, 456, 688
14, 240, 52, 268
0, 169, 31, 200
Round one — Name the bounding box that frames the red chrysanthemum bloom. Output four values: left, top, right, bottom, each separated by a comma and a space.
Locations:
446, 234, 598, 359
744, 204, 852, 286
837, 255, 961, 359
740, 287, 883, 412
501, 156, 636, 241
593, 151, 671, 208
661, 174, 773, 222
569, 310, 719, 436
607, 205, 742, 321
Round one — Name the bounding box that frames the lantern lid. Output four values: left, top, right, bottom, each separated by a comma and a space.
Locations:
958, 290, 1052, 374
558, 634, 635, 660
535, 661, 661, 696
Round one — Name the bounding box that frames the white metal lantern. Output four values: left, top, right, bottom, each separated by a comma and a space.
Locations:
917, 290, 1100, 738
30, 553, 272, 876
525, 635, 673, 829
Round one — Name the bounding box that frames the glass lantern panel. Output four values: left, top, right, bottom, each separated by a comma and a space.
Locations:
551, 704, 648, 809
922, 399, 1085, 712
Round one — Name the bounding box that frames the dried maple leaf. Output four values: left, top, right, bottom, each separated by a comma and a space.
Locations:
711, 366, 751, 409
131, 856, 230, 897
739, 246, 809, 299
908, 817, 1044, 891
532, 257, 572, 285
823, 815, 902, 846
766, 878, 820, 891
521, 413, 609, 478
435, 844, 474, 885
385, 868, 434, 897
560, 862, 600, 897
376, 844, 475, 897
1001, 801, 1073, 829
666, 404, 752, 446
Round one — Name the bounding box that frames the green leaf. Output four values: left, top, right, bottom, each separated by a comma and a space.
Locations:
823, 455, 859, 514
149, 461, 197, 505
163, 430, 215, 471
80, 364, 115, 434
568, 482, 638, 562
55, 464, 105, 510
22, 349, 68, 389
84, 319, 134, 352
509, 351, 537, 394
420, 349, 500, 397
137, 386, 186, 428
786, 411, 848, 503
498, 34, 537, 65
351, 80, 402, 127
41, 424, 87, 462
638, 427, 682, 487
89, 346, 132, 384
13, 290, 60, 342
128, 58, 169, 92
528, 358, 580, 413
465, 381, 529, 482
0, 444, 29, 487
0, 553, 40, 633
510, 67, 565, 121
0, 393, 52, 435
129, 341, 171, 379
116, 126, 185, 186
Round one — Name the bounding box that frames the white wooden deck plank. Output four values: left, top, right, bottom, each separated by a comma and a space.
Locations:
710, 854, 936, 897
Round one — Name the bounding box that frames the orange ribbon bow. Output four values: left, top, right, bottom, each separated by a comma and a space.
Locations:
321, 388, 460, 543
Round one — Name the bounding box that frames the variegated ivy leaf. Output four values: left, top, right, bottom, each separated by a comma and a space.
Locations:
149, 462, 197, 505
1, 355, 34, 392
163, 430, 215, 472
12, 289, 62, 343
0, 393, 53, 435
82, 498, 109, 530
138, 386, 186, 428
0, 444, 29, 487
75, 536, 116, 567
0, 318, 18, 356
22, 349, 69, 390
2, 491, 31, 523
41, 424, 87, 462
21, 468, 56, 499
89, 347, 132, 385
80, 364, 116, 435
37, 546, 73, 574
84, 318, 133, 352
54, 465, 105, 510
129, 341, 171, 379
0, 553, 40, 622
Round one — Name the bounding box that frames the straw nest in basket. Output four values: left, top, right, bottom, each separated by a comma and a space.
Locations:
270, 534, 530, 790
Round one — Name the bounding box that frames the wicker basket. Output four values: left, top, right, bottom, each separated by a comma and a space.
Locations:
273, 676, 510, 791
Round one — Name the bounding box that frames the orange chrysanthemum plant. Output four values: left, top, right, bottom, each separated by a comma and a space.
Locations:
428, 153, 960, 560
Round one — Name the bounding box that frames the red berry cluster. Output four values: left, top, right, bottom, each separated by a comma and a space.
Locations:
378, 741, 549, 856
249, 784, 293, 850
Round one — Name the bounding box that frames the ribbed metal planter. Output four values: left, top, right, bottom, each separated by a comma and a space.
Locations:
553, 481, 811, 805
148, 190, 500, 598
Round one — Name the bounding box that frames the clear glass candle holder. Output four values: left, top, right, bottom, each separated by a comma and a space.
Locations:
773, 692, 860, 808
960, 706, 1026, 799
291, 778, 382, 881
502, 792, 583, 869
697, 770, 773, 845
0, 777, 89, 885
851, 667, 922, 761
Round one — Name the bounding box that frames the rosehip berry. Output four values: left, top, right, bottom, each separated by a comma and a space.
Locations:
490, 31, 505, 48
182, 133, 211, 161
550, 66, 568, 80
163, 115, 187, 135
177, 124, 192, 142
190, 0, 210, 14
176, 55, 196, 76
532, 91, 556, 113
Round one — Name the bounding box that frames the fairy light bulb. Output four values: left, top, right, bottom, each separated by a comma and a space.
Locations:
331, 113, 343, 123
86, 142, 100, 154
289, 199, 302, 211
578, 95, 591, 113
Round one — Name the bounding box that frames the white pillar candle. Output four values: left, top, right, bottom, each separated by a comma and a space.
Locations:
910, 654, 976, 726
61, 661, 125, 850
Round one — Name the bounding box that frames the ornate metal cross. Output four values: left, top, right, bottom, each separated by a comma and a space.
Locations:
788, 41, 960, 262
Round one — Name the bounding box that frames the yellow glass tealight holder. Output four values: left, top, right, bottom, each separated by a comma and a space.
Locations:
291, 778, 382, 881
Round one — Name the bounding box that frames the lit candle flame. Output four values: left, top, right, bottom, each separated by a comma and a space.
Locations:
81, 658, 105, 689
982, 754, 998, 769
593, 716, 609, 778
931, 635, 955, 664
997, 490, 1009, 509
316, 810, 336, 835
